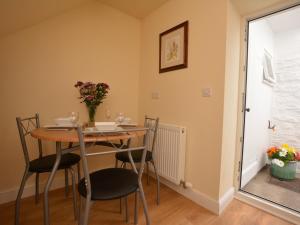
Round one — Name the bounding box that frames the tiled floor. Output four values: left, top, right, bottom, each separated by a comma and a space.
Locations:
243, 166, 300, 212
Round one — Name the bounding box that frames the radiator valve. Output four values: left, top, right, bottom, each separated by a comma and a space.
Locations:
180, 180, 192, 189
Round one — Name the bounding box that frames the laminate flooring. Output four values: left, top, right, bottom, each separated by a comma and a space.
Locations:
0, 178, 293, 225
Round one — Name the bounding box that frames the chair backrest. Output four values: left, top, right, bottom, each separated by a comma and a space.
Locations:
16, 113, 43, 168
77, 126, 149, 199
144, 116, 159, 155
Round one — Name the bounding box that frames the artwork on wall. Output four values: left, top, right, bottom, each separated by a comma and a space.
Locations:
262, 49, 276, 87
159, 21, 188, 73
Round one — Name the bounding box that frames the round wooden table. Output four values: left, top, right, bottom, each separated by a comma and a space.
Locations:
31, 127, 146, 143
30, 127, 146, 225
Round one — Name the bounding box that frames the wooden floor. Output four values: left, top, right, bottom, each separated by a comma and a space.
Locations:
0, 178, 293, 225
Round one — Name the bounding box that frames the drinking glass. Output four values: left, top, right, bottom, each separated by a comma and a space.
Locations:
105, 109, 111, 120
70, 112, 79, 125
116, 112, 125, 124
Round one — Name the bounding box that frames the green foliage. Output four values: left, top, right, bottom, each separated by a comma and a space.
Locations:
270, 150, 295, 164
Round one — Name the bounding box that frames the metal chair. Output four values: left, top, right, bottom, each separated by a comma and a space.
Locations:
15, 113, 81, 225
115, 116, 160, 205
77, 126, 151, 225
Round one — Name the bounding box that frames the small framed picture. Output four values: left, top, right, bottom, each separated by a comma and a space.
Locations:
262, 49, 276, 87
159, 21, 188, 73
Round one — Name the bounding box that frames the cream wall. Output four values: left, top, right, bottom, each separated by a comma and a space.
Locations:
219, 1, 240, 197
0, 0, 242, 209
139, 0, 229, 200
0, 1, 141, 198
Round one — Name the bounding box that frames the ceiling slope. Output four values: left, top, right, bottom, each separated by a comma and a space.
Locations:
0, 0, 91, 38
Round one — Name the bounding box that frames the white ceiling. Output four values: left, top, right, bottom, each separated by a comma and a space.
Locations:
99, 0, 170, 19
1, 0, 298, 38
231, 0, 293, 15
0, 0, 170, 38
266, 5, 300, 33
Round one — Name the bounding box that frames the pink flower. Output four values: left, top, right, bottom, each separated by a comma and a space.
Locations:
295, 152, 300, 161
74, 81, 83, 88
100, 83, 110, 89
85, 95, 94, 101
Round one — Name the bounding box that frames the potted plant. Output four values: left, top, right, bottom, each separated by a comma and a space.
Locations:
75, 81, 110, 125
267, 144, 299, 180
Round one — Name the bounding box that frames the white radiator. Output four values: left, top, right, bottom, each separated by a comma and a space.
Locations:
147, 123, 187, 185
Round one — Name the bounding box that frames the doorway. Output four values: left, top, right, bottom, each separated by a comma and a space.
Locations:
239, 4, 300, 214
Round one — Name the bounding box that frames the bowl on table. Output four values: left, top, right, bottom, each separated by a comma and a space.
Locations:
95, 122, 118, 131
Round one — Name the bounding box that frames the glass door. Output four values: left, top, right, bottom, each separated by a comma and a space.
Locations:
239, 4, 300, 213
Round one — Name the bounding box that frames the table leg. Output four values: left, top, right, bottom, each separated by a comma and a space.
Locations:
44, 142, 62, 225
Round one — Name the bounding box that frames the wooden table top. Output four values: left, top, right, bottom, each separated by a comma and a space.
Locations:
31, 127, 146, 143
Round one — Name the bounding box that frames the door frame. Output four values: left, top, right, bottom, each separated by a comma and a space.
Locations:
234, 1, 300, 224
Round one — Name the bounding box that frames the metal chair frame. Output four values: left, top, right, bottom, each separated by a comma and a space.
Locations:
116, 116, 160, 205
77, 126, 151, 225
15, 113, 79, 225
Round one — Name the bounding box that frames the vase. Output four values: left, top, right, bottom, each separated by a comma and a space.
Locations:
270, 161, 297, 180
87, 105, 97, 124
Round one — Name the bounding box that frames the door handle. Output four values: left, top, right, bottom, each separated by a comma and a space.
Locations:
245, 108, 250, 112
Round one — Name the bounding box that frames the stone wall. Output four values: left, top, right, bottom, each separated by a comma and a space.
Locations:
271, 28, 300, 150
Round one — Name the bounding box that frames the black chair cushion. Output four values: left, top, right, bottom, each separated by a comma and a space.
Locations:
78, 168, 138, 200
115, 150, 152, 163
29, 153, 80, 173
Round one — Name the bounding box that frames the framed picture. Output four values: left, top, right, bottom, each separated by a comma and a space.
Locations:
159, 21, 188, 73
262, 49, 276, 87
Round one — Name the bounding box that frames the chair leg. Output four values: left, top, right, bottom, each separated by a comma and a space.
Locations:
65, 168, 69, 197
134, 191, 139, 225
115, 158, 118, 168
77, 163, 81, 184
78, 196, 86, 225
35, 173, 39, 204
151, 160, 160, 205
82, 197, 91, 225
15, 170, 32, 225
138, 182, 150, 225
146, 162, 150, 185
69, 167, 78, 220
78, 196, 82, 225
124, 196, 129, 223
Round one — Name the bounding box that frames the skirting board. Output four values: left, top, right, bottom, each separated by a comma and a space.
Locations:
0, 176, 67, 205
159, 176, 234, 215
0, 166, 111, 205
241, 161, 261, 188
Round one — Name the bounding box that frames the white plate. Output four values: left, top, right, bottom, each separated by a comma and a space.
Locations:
43, 124, 76, 130
118, 122, 138, 127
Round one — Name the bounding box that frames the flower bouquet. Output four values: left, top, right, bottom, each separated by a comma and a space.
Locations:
75, 81, 110, 123
267, 144, 299, 180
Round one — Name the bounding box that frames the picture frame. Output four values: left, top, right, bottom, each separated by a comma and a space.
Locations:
262, 49, 276, 87
159, 21, 188, 73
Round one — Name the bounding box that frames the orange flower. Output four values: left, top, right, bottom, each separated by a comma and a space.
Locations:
267, 146, 278, 157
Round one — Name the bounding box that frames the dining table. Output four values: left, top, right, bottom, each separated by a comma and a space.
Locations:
30, 126, 147, 225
